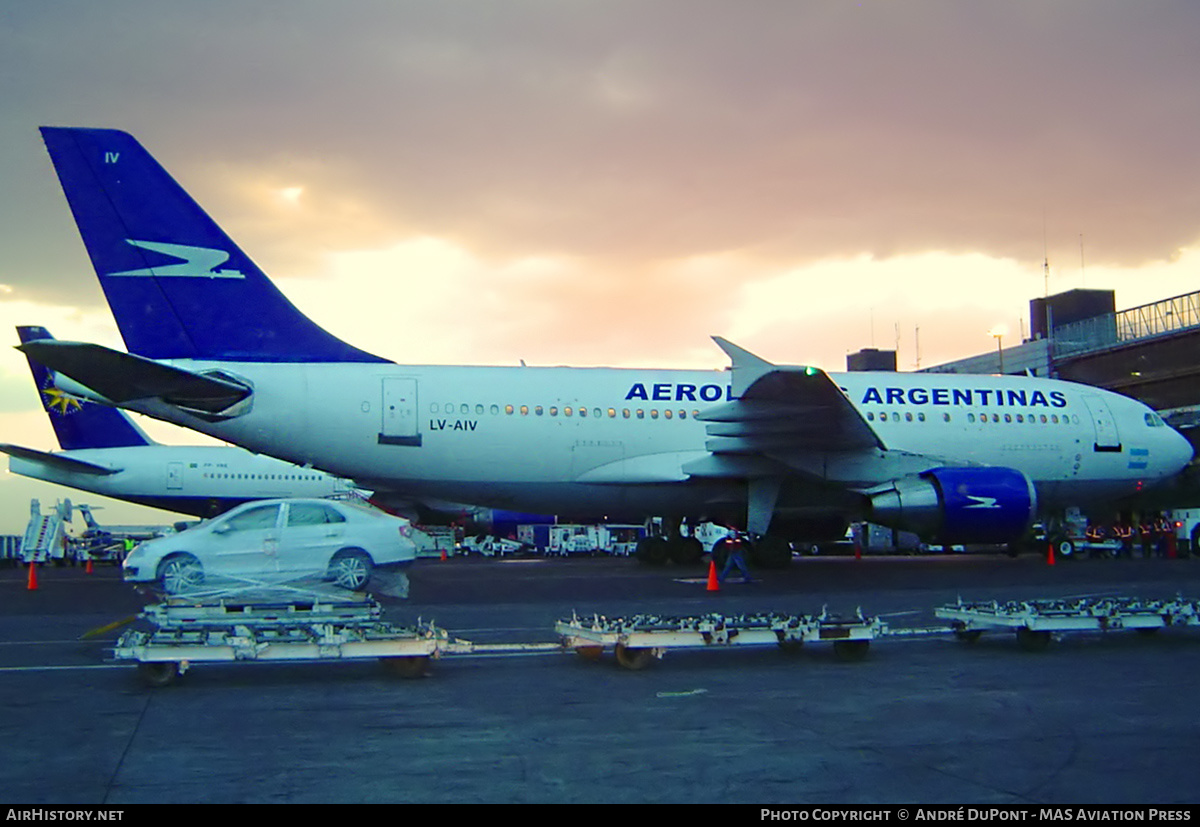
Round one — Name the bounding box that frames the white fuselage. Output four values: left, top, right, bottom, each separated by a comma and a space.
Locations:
9, 444, 349, 516
111, 361, 1193, 522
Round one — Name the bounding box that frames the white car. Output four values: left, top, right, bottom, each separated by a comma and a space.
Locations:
122, 498, 417, 594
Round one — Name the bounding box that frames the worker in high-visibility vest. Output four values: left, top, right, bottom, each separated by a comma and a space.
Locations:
1116, 522, 1135, 558
718, 529, 754, 584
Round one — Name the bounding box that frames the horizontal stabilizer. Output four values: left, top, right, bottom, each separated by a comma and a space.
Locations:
0, 444, 119, 476
17, 325, 155, 449
17, 340, 251, 416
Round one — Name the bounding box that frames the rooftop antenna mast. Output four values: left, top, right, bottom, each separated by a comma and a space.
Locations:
1042, 211, 1051, 297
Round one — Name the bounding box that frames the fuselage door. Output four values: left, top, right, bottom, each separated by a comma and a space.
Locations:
167, 461, 183, 490
380, 377, 422, 447
1082, 395, 1122, 452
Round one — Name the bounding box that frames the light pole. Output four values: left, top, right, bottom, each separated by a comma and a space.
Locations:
989, 326, 1007, 374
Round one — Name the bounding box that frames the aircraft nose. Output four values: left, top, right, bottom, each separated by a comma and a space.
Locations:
1168, 427, 1196, 473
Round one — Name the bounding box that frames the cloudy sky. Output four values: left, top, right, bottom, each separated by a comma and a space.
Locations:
1, 1, 1199, 534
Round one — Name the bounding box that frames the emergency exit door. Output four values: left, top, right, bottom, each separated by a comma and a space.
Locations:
379, 377, 422, 446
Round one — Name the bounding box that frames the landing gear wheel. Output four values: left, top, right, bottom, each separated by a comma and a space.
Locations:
614, 644, 655, 670
330, 550, 373, 591
573, 645, 604, 662
833, 640, 870, 661
634, 537, 670, 566
777, 638, 804, 655
1016, 627, 1051, 652
380, 656, 431, 679
137, 661, 180, 688
750, 535, 792, 569
668, 537, 704, 565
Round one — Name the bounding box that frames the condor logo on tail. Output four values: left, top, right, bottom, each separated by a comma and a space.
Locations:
108, 240, 245, 279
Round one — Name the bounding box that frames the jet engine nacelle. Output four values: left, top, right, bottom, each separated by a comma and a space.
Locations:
866, 467, 1036, 544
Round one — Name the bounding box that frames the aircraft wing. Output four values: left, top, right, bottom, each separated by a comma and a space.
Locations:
685, 338, 884, 535
694, 337, 883, 455
0, 444, 120, 476
16, 340, 250, 417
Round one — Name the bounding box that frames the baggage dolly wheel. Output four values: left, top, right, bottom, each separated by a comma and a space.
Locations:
777, 638, 804, 655
573, 645, 605, 662
614, 643, 655, 671
833, 640, 870, 662
137, 661, 180, 688
1015, 627, 1051, 652
953, 628, 983, 644
380, 655, 432, 679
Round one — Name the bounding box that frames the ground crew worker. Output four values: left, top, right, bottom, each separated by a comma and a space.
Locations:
1116, 522, 1134, 558
718, 529, 754, 584
1156, 515, 1173, 557
1139, 520, 1154, 559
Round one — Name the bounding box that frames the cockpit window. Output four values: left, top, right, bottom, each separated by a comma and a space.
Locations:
1145, 412, 1165, 427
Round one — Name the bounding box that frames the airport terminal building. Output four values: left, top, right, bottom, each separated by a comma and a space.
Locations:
911, 288, 1200, 439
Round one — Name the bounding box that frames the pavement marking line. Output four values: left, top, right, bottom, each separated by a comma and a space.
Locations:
656, 688, 709, 698
81, 614, 139, 640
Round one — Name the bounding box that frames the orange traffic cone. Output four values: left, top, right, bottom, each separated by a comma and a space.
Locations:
1046, 542, 1056, 566
706, 560, 720, 592
440, 546, 447, 562
85, 558, 94, 575
26, 561, 38, 591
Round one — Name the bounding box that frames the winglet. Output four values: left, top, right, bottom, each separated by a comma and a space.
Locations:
712, 336, 776, 398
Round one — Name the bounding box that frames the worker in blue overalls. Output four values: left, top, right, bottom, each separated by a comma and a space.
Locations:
719, 528, 755, 584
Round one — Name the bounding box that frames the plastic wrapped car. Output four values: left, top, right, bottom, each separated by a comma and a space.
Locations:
121, 498, 417, 594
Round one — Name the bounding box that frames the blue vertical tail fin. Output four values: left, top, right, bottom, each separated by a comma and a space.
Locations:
39, 127, 386, 363
17, 326, 155, 449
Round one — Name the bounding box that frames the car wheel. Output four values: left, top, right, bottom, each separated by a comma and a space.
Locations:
157, 553, 204, 595
329, 549, 373, 591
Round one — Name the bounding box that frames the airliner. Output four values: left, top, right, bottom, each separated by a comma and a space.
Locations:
2, 325, 355, 517
22, 127, 1195, 563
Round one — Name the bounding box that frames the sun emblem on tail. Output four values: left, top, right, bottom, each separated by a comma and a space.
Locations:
42, 386, 84, 416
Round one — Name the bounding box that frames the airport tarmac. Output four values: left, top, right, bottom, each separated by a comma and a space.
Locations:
2, 553, 1198, 805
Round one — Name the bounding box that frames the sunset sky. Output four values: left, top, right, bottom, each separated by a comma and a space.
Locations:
2, 1, 1199, 534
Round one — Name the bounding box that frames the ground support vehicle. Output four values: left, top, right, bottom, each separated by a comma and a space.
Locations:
1169, 508, 1200, 555
20, 500, 68, 564
936, 595, 1200, 651
113, 598, 452, 686
555, 609, 884, 670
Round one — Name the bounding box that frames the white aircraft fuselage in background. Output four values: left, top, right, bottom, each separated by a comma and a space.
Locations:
6, 443, 349, 517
